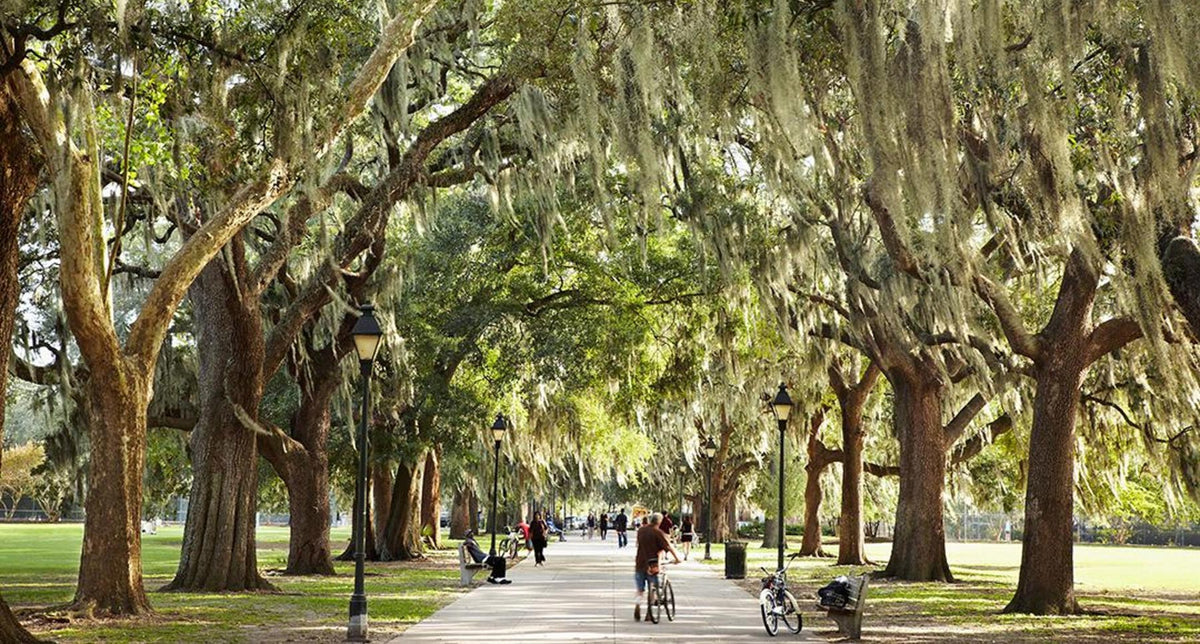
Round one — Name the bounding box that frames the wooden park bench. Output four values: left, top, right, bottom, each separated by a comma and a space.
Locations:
457, 542, 488, 587
820, 574, 869, 640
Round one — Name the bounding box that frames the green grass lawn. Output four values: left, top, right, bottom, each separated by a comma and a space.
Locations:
700, 539, 1200, 642
0, 523, 469, 643
4, 524, 1198, 642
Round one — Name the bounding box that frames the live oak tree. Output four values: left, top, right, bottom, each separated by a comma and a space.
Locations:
0, 79, 43, 644
163, 1, 520, 585
5, 0, 438, 611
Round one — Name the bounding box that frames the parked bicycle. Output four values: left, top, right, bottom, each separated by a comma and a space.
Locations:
645, 557, 676, 624
497, 526, 523, 560
759, 552, 803, 636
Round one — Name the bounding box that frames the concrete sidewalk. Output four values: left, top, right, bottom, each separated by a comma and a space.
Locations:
392, 538, 816, 642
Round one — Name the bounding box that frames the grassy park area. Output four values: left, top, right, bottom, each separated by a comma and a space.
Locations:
0, 524, 468, 643
703, 541, 1200, 642
3, 523, 1197, 642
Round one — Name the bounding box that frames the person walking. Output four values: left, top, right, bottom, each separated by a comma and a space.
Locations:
614, 508, 630, 548
633, 513, 681, 622
679, 515, 695, 560
530, 512, 549, 566
600, 512, 609, 540
659, 509, 674, 536
587, 513, 597, 540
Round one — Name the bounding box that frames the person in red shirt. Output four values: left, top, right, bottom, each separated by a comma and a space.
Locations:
633, 513, 681, 622
659, 510, 674, 536
516, 519, 532, 552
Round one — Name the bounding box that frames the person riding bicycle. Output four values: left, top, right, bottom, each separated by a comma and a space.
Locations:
633, 512, 680, 622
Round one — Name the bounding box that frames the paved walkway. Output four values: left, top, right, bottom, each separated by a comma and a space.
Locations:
393, 538, 816, 642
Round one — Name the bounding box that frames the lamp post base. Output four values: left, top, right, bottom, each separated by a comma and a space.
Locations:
347, 594, 369, 642
704, 542, 712, 560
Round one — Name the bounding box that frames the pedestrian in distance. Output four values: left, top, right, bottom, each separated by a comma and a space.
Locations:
679, 515, 695, 560
600, 512, 609, 540
531, 512, 549, 566
615, 508, 630, 548
587, 512, 597, 540
633, 513, 681, 622
659, 509, 674, 536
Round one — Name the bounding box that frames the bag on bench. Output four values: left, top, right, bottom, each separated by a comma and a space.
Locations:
487, 554, 507, 579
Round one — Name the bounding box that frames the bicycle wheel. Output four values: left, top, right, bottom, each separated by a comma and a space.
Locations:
664, 579, 676, 621
781, 590, 802, 634
647, 578, 661, 624
760, 592, 779, 636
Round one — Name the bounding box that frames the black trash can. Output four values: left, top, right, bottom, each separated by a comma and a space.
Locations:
724, 540, 747, 579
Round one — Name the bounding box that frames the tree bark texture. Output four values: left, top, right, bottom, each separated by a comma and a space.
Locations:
165, 261, 271, 591
379, 456, 425, 561
261, 341, 342, 575
1003, 360, 1084, 614
835, 364, 879, 565
372, 464, 394, 556
336, 464, 383, 562
762, 516, 784, 550
762, 446, 787, 550
799, 409, 837, 557
468, 487, 480, 533
882, 372, 952, 582
0, 90, 45, 641
1005, 256, 1096, 615
450, 486, 473, 539
420, 448, 442, 548
76, 371, 154, 613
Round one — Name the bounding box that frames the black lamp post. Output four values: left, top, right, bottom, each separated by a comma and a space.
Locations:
771, 383, 793, 572
347, 303, 382, 642
703, 436, 717, 560
488, 413, 509, 557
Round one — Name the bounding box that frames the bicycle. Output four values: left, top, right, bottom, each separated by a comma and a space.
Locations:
645, 557, 676, 624
759, 552, 802, 636
497, 527, 523, 560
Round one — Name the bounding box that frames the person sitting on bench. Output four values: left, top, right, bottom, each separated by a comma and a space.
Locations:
464, 531, 511, 584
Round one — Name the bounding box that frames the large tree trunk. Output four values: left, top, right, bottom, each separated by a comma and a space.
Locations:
379, 456, 425, 561
708, 490, 731, 543
450, 486, 472, 539
1004, 369, 1084, 614
1005, 286, 1093, 614
796, 461, 825, 555
420, 449, 442, 549
337, 464, 384, 562
763, 516, 784, 550
262, 344, 341, 576
75, 372, 154, 613
165, 262, 271, 591
798, 409, 837, 557
0, 93, 44, 641
468, 486, 480, 533
835, 363, 879, 565
280, 455, 334, 575
762, 446, 788, 550
372, 464, 393, 555
838, 424, 869, 565
837, 425, 869, 565
883, 373, 952, 581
